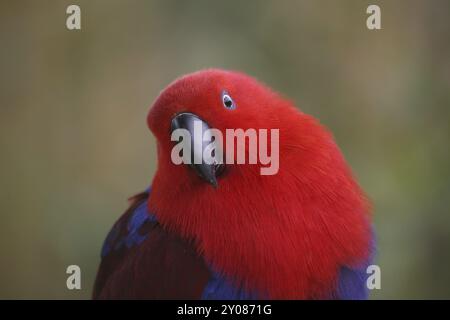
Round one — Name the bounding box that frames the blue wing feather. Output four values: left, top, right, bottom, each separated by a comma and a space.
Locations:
335, 230, 376, 299
101, 188, 155, 258
201, 268, 260, 300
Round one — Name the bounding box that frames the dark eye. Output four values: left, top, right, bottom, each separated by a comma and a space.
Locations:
222, 91, 236, 110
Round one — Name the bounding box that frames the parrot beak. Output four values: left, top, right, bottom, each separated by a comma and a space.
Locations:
170, 113, 225, 188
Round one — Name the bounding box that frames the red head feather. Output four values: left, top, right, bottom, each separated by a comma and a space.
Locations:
147, 69, 371, 299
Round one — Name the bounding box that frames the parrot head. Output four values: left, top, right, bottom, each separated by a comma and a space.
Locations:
147, 69, 287, 187
146, 69, 371, 299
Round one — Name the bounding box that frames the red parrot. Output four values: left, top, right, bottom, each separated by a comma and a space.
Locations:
93, 69, 374, 299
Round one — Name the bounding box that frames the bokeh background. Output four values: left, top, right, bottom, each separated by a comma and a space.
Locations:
1, 0, 449, 299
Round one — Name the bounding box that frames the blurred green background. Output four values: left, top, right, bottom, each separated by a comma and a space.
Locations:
1, 0, 449, 299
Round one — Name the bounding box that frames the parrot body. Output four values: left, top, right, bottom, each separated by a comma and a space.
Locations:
94, 69, 375, 299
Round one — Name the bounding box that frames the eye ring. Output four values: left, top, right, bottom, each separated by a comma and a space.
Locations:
222, 91, 236, 110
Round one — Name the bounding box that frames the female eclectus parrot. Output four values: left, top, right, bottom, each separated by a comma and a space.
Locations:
93, 69, 374, 299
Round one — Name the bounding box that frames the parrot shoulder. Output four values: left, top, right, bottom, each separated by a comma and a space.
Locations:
92, 188, 210, 299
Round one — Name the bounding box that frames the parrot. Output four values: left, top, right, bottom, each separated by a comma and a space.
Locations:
93, 69, 374, 300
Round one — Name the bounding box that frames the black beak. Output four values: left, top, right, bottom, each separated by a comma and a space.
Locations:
171, 113, 224, 187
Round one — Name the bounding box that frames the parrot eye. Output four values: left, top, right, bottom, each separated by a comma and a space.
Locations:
222, 91, 236, 110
